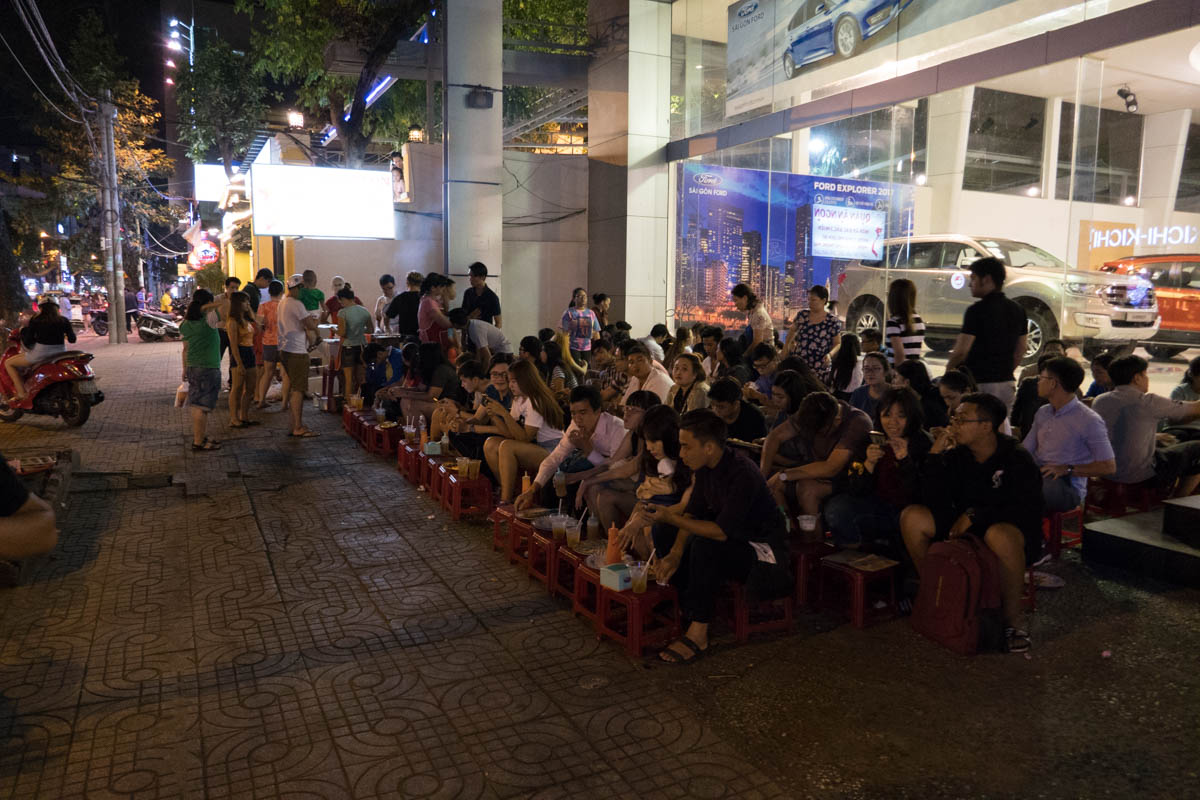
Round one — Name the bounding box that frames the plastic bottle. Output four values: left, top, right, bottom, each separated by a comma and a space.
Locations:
418, 414, 428, 448
605, 523, 622, 566
520, 472, 532, 494
586, 515, 601, 542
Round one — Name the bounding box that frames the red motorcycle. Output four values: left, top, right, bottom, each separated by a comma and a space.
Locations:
0, 328, 104, 427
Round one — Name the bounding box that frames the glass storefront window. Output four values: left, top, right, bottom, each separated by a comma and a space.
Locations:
962, 88, 1046, 197
1056, 103, 1143, 205
809, 101, 926, 184
1174, 123, 1200, 213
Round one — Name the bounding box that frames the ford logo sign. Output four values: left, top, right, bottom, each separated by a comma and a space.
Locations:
737, 1, 758, 16
694, 173, 722, 187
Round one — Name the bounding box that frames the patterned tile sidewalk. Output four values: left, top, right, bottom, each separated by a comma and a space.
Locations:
0, 335, 1197, 799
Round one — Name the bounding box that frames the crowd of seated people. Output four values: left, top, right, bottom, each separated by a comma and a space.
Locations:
361, 269, 1200, 661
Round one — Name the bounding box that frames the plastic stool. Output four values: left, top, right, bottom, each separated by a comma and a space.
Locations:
368, 424, 403, 457
398, 443, 422, 485
597, 583, 681, 658
1043, 507, 1083, 559
1086, 478, 1165, 518
553, 546, 584, 601
444, 473, 493, 520
790, 540, 836, 608
527, 529, 557, 588
572, 562, 602, 628
430, 462, 452, 506
489, 505, 515, 552
729, 582, 793, 643
819, 557, 897, 629
418, 454, 438, 491
507, 518, 535, 568
358, 418, 379, 450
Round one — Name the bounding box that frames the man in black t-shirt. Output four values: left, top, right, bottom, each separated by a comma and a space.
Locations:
458, 261, 502, 327
639, 410, 790, 664
947, 257, 1027, 420
0, 455, 58, 563
708, 378, 767, 442
900, 393, 1042, 653
385, 271, 424, 338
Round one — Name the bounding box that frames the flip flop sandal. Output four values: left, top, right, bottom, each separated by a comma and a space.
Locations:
192, 441, 221, 451
657, 635, 708, 665
244, 420, 262, 426
229, 421, 249, 429
287, 430, 320, 438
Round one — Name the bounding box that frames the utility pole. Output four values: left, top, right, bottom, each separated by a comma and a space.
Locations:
100, 91, 127, 343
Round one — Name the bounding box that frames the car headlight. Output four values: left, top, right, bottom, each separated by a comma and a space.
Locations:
1064, 282, 1100, 296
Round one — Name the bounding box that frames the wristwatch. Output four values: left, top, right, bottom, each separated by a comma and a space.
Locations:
1067, 465, 1075, 477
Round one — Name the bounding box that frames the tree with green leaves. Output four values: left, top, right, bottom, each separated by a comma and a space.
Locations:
174, 35, 268, 179
0, 205, 32, 325
236, 0, 429, 167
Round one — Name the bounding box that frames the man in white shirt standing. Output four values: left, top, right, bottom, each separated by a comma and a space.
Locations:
374, 273, 397, 334
620, 342, 672, 404
278, 274, 320, 438
515, 385, 627, 511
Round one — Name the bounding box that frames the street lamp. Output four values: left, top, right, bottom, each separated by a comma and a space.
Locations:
287, 110, 305, 129
166, 17, 194, 67
408, 124, 424, 143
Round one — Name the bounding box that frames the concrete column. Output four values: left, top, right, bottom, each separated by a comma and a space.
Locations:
1041, 97, 1062, 200
588, 0, 672, 333
1140, 109, 1191, 234
924, 87, 974, 234
443, 0, 503, 285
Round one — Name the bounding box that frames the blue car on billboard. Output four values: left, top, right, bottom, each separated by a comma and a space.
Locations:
782, 0, 916, 79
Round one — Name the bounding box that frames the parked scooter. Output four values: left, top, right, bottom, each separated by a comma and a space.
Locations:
0, 329, 104, 426
133, 309, 181, 342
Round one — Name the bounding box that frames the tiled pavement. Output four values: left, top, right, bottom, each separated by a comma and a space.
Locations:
1, 335, 1198, 799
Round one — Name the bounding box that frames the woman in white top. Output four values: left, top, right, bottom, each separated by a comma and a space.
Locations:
482, 359, 565, 502
885, 278, 925, 364
732, 283, 773, 350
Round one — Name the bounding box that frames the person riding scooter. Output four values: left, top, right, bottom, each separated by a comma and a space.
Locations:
4, 301, 75, 403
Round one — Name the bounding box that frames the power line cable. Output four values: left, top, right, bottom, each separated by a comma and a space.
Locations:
0, 29, 81, 123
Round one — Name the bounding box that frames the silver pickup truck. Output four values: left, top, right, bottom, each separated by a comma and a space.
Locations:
839, 235, 1159, 363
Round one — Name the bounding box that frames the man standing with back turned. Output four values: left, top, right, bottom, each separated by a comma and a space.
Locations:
947, 256, 1027, 422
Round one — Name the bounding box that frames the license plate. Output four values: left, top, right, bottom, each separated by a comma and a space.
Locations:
77, 380, 98, 394
1125, 311, 1154, 322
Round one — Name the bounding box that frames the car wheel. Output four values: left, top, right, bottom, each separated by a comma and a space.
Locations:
924, 337, 954, 354
847, 297, 884, 335
1021, 305, 1058, 365
835, 17, 862, 58
782, 52, 796, 80
1145, 344, 1187, 360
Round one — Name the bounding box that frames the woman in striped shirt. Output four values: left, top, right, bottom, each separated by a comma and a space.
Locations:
885, 279, 925, 364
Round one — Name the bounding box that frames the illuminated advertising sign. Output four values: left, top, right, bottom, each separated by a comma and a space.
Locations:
674, 163, 912, 327
250, 164, 394, 239
188, 239, 220, 269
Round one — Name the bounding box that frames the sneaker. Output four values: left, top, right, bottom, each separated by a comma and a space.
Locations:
1005, 627, 1031, 653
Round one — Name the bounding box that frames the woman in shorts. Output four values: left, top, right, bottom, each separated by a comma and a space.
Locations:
255, 279, 283, 409
225, 291, 260, 428
180, 289, 223, 451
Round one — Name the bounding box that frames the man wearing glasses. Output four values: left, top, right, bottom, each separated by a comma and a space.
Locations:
1022, 357, 1115, 511
900, 392, 1043, 653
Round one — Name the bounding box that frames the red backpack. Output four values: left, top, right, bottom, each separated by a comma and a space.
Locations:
911, 536, 1003, 655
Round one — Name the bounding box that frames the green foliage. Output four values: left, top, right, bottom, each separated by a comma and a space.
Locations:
193, 263, 228, 294
0, 205, 33, 323
237, 0, 429, 166
174, 35, 268, 177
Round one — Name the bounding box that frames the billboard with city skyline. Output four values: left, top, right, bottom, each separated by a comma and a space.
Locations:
674, 162, 913, 332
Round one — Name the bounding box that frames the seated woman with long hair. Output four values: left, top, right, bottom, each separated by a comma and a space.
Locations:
713, 337, 753, 385
767, 369, 821, 429
893, 359, 949, 429
824, 387, 932, 551
615, 405, 694, 560
936, 368, 975, 419
577, 390, 661, 529
390, 342, 460, 424
662, 325, 693, 372
760, 391, 871, 539
482, 359, 565, 503
828, 332, 863, 399
665, 352, 710, 414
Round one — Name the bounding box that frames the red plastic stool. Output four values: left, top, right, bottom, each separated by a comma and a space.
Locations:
342, 405, 355, 434
527, 529, 558, 588
358, 418, 379, 449
1085, 478, 1165, 518
430, 462, 452, 506
728, 582, 794, 643
368, 424, 403, 457
790, 540, 836, 609
553, 546, 585, 601
399, 443, 422, 484
572, 562, 602, 628
1043, 507, 1084, 559
819, 557, 897, 629
489, 505, 515, 552
597, 583, 682, 658
507, 518, 535, 568
444, 473, 493, 520
1022, 566, 1037, 612
418, 453, 438, 490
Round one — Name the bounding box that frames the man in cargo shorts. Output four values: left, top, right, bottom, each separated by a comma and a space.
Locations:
899, 392, 1043, 653
278, 274, 320, 438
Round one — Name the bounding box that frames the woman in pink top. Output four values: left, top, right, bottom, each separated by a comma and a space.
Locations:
417, 273, 457, 351
254, 279, 283, 408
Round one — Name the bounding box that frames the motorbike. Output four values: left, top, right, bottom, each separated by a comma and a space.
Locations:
0, 329, 104, 427
88, 308, 181, 342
